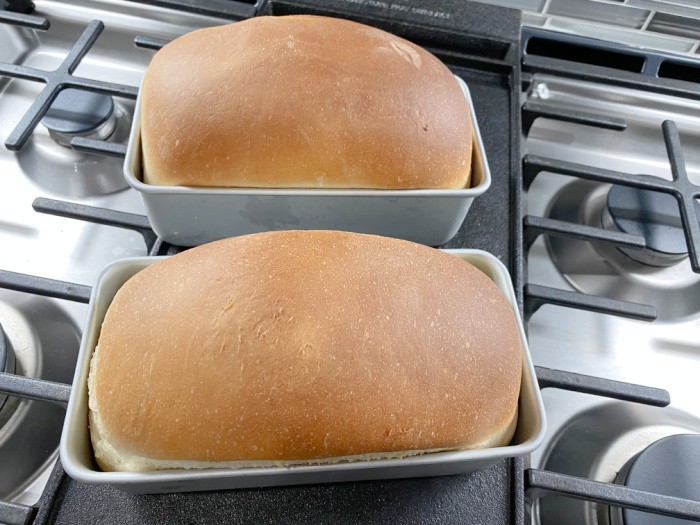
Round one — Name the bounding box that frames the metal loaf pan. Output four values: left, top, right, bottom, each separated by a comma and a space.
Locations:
123, 77, 492, 247
60, 249, 545, 494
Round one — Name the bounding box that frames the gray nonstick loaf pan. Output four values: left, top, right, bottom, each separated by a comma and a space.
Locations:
60, 249, 546, 494
123, 77, 492, 247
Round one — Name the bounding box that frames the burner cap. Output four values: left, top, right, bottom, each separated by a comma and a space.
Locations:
41, 88, 114, 134
621, 434, 700, 525
605, 185, 700, 266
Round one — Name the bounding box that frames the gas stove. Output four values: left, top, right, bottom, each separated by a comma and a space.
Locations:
522, 51, 700, 525
0, 1, 699, 524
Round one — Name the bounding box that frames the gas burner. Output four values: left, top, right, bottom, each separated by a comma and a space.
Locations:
13, 97, 133, 198
602, 185, 700, 268
41, 88, 117, 147
545, 180, 700, 320
612, 434, 700, 525
0, 292, 80, 504
537, 403, 700, 525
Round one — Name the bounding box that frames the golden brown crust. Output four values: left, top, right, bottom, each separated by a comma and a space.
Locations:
141, 15, 472, 189
90, 231, 521, 469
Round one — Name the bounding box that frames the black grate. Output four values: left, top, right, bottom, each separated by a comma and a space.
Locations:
124, 0, 258, 18
0, 270, 92, 303
69, 136, 127, 157
520, 37, 700, 524
0, 373, 71, 405
0, 19, 138, 151
527, 358, 699, 524
59, 35, 164, 157
521, 102, 626, 135
133, 35, 168, 51
522, 27, 700, 100
523, 122, 700, 273
0, 323, 8, 413
32, 198, 157, 251
526, 469, 700, 522
521, 106, 699, 321
0, 8, 47, 28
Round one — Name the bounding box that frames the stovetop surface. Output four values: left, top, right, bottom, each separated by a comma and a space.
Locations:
1, 1, 527, 524
3, 0, 700, 523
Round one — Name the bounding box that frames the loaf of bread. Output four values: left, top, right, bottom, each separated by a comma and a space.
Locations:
88, 231, 522, 472
140, 15, 472, 190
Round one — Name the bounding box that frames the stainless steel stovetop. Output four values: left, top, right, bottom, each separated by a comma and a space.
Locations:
523, 74, 700, 524
0, 1, 699, 523
0, 0, 223, 506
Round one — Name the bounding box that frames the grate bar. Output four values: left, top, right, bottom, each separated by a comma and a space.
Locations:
5, 86, 61, 150
68, 76, 138, 98
32, 197, 156, 250
522, 101, 627, 135
1, 19, 136, 150
70, 136, 127, 157
535, 366, 670, 407
525, 284, 657, 322
0, 270, 91, 303
522, 54, 700, 101
523, 155, 675, 192
0, 372, 71, 405
60, 19, 103, 74
0, 9, 49, 29
0, 62, 47, 83
523, 215, 645, 251
526, 469, 700, 520
134, 35, 168, 50
0, 500, 34, 525
662, 120, 700, 273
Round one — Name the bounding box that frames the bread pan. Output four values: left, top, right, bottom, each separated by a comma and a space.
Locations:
123, 77, 491, 247
60, 248, 545, 494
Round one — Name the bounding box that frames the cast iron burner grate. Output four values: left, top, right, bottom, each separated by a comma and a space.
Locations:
0, 17, 137, 151
520, 104, 700, 324
519, 29, 700, 523
518, 27, 700, 321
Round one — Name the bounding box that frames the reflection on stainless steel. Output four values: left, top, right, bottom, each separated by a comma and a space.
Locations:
0, 291, 80, 505
526, 74, 700, 523
0, 0, 227, 505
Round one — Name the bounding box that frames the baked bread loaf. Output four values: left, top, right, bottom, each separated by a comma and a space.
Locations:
88, 231, 522, 472
140, 15, 472, 190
